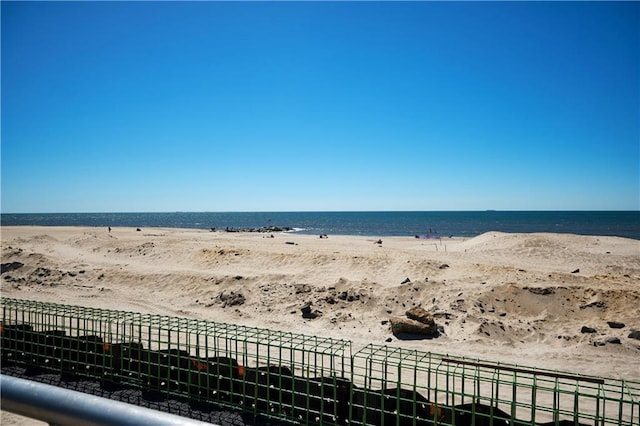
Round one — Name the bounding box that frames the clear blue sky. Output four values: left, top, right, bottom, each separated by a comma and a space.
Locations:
2, 1, 638, 213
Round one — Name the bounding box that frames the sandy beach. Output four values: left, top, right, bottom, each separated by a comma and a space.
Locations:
2, 226, 639, 424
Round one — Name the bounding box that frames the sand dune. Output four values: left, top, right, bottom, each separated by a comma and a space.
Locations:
1, 226, 639, 384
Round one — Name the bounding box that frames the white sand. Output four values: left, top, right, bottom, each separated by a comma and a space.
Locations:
2, 226, 639, 424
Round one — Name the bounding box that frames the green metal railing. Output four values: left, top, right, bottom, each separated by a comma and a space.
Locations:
350, 344, 639, 425
1, 297, 638, 426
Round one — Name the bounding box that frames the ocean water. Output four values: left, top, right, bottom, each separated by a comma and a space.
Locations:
1, 211, 639, 240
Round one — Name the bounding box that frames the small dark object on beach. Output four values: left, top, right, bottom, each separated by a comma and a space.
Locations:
628, 330, 640, 340
1, 262, 24, 274
580, 301, 606, 309
607, 321, 625, 329
525, 287, 554, 295
301, 303, 320, 319
571, 268, 580, 273
136, 228, 141, 232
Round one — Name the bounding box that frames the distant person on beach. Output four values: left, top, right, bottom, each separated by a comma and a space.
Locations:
108, 227, 111, 233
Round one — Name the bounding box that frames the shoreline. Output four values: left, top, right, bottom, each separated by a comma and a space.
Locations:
4, 223, 639, 242
2, 210, 639, 241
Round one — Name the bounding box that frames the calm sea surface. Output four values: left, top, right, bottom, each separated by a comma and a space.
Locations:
1, 211, 638, 240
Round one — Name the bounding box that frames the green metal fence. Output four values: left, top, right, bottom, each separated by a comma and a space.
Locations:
1, 297, 639, 426
350, 344, 640, 425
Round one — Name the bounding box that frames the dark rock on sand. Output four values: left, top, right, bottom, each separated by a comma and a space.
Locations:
325, 295, 337, 304
628, 330, 640, 340
607, 321, 626, 329
301, 303, 321, 319
389, 317, 438, 337
405, 306, 435, 325
594, 336, 622, 346
390, 307, 438, 337
580, 301, 606, 309
218, 291, 245, 307
338, 290, 361, 302
294, 284, 312, 294
1, 262, 24, 274
525, 287, 555, 296
581, 326, 597, 334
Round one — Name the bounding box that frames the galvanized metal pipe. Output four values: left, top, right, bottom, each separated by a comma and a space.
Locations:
0, 374, 216, 426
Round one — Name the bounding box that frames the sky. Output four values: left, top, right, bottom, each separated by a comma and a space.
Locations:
1, 1, 638, 213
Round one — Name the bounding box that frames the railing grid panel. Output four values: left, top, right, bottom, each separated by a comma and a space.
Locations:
2, 298, 638, 426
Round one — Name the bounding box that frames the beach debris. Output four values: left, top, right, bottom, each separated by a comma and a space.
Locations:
525, 287, 554, 295
389, 317, 438, 337
405, 306, 435, 324
374, 239, 383, 245
218, 291, 245, 308
285, 241, 297, 245
34, 267, 52, 278
294, 283, 312, 294
592, 340, 605, 347
136, 228, 141, 231
1, 262, 24, 274
581, 326, 597, 334
400, 277, 411, 284
389, 307, 439, 338
337, 289, 361, 302
438, 264, 449, 269
580, 301, 606, 309
571, 268, 580, 274
628, 330, 640, 340
301, 303, 321, 319
607, 321, 625, 329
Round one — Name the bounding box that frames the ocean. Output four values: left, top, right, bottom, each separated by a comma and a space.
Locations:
1, 211, 639, 240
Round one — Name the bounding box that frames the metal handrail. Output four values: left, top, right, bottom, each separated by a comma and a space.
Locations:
0, 374, 215, 426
